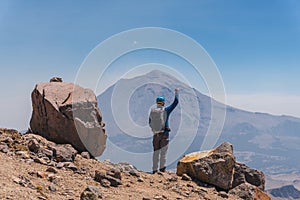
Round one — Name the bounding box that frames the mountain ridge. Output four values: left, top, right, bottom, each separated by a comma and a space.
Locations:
97, 69, 300, 177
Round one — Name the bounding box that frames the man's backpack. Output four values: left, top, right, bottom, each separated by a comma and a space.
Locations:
149, 107, 167, 133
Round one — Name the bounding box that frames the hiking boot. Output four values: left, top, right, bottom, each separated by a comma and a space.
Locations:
152, 170, 158, 174
159, 167, 166, 172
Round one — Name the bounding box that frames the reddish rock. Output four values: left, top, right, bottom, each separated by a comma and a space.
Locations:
229, 183, 270, 200
29, 80, 107, 157
27, 139, 40, 153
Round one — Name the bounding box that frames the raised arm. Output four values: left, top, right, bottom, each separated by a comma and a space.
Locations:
165, 88, 179, 114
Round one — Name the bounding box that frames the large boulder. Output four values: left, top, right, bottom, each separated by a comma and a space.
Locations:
177, 142, 236, 190
30, 78, 107, 157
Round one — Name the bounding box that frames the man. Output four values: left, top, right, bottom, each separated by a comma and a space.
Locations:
149, 88, 179, 174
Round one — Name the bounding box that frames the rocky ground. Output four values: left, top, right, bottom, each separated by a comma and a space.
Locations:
0, 128, 244, 200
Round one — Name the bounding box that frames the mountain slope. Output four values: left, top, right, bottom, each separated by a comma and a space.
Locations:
267, 185, 300, 199
97, 70, 300, 175
0, 128, 244, 200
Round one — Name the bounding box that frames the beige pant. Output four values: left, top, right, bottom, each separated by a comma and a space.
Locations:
152, 132, 169, 171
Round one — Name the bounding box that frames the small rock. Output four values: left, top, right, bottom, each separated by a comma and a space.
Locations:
1, 137, 13, 144
48, 184, 56, 192
28, 171, 45, 178
168, 176, 178, 182
13, 177, 22, 184
80, 185, 102, 200
46, 167, 58, 174
16, 151, 30, 159
47, 174, 60, 184
28, 139, 40, 153
137, 177, 144, 182
108, 168, 122, 180
47, 161, 57, 167
37, 171, 46, 178
56, 162, 65, 169
33, 157, 47, 165
154, 195, 163, 200
143, 197, 151, 200
218, 191, 229, 198
0, 144, 9, 153
129, 169, 140, 177
100, 179, 111, 187
42, 148, 53, 158
81, 151, 90, 159
64, 162, 78, 171
187, 183, 194, 188
181, 174, 192, 181
94, 170, 122, 187
13, 175, 34, 188
50, 144, 77, 162
38, 196, 47, 200
25, 159, 34, 164
50, 77, 63, 82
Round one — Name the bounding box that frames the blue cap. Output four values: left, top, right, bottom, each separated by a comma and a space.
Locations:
156, 96, 165, 103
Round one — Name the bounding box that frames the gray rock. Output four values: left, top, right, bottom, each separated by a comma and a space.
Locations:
28, 139, 40, 153
229, 183, 270, 200
100, 179, 111, 187
64, 162, 78, 171
50, 144, 77, 162
80, 185, 102, 200
56, 162, 64, 169
94, 170, 122, 187
129, 169, 140, 177
81, 151, 90, 159
107, 168, 122, 180
46, 167, 58, 174
232, 162, 265, 190
41, 148, 53, 158
48, 184, 56, 192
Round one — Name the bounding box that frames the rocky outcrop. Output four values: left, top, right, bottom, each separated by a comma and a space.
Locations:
232, 162, 265, 190
177, 142, 235, 190
177, 142, 270, 199
229, 183, 270, 200
30, 78, 107, 157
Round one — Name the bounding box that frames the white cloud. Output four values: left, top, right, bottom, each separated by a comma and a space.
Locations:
225, 94, 300, 118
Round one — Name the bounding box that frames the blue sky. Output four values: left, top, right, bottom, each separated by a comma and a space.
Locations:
0, 0, 300, 130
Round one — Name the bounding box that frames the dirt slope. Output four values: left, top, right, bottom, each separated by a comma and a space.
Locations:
0, 128, 241, 200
